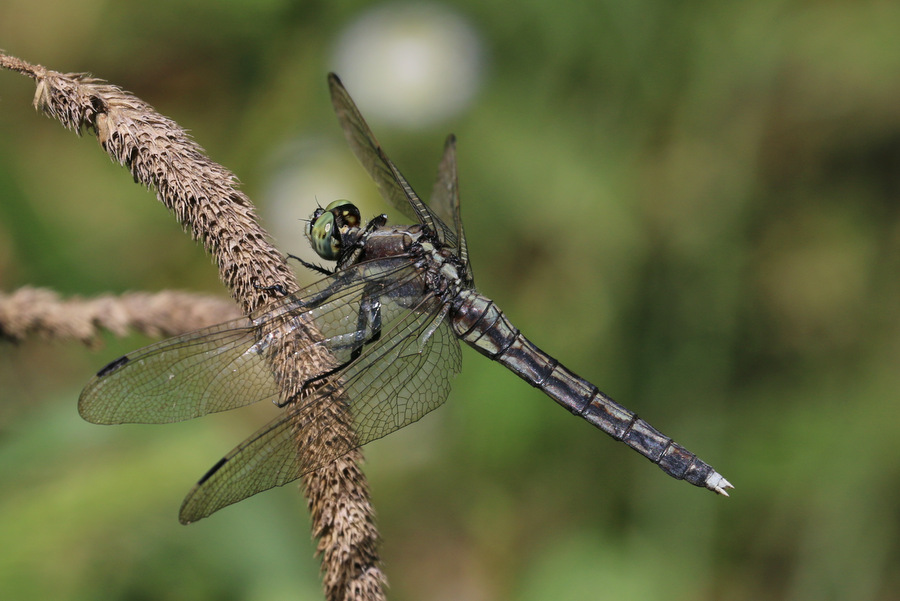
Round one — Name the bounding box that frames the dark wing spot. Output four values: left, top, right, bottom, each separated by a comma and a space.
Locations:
96, 355, 130, 377
197, 456, 228, 485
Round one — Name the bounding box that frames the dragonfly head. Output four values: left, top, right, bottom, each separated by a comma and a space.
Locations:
306, 200, 362, 261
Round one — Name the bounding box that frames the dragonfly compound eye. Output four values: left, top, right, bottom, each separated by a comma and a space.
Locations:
307, 208, 342, 261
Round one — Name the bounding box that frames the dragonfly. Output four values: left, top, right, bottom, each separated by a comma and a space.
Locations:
79, 73, 732, 524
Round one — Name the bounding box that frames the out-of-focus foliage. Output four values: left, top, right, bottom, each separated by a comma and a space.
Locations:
2, 1, 900, 600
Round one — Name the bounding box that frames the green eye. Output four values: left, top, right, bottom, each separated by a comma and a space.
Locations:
306, 200, 362, 261
307, 210, 339, 260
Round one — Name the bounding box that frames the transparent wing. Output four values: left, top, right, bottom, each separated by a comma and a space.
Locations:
78, 256, 419, 424
429, 134, 472, 281
179, 286, 461, 523
327, 73, 459, 250
78, 318, 275, 424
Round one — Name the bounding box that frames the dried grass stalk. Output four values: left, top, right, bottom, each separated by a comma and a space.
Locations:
0, 52, 386, 601
0, 287, 242, 343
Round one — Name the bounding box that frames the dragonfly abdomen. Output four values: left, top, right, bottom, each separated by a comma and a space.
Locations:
450, 289, 732, 495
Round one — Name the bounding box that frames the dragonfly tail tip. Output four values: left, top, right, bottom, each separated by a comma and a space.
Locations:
706, 471, 734, 497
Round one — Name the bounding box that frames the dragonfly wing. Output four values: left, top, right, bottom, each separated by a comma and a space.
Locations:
78, 317, 278, 424
78, 257, 418, 425
327, 72, 417, 221
342, 299, 460, 445
177, 392, 348, 524
327, 73, 458, 249
429, 134, 471, 280
179, 287, 461, 523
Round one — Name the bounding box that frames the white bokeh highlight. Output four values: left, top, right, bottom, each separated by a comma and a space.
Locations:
331, 3, 485, 128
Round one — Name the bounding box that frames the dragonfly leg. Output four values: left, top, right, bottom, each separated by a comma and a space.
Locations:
295, 283, 383, 398
287, 253, 333, 276
355, 289, 383, 358
254, 282, 290, 297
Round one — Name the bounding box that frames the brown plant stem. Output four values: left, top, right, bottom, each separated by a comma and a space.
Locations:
0, 52, 386, 601
0, 287, 242, 343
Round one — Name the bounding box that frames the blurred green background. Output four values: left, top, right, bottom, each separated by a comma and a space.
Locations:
2, 1, 900, 600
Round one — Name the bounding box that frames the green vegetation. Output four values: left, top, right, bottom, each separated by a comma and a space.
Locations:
2, 2, 900, 599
